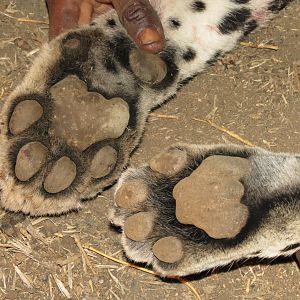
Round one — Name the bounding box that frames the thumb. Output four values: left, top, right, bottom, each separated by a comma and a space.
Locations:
111, 0, 165, 53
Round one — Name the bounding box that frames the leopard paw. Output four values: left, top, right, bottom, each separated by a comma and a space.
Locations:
111, 144, 300, 276
0, 22, 170, 216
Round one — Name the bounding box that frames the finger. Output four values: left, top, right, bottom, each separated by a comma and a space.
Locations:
92, 3, 113, 18
95, 0, 112, 3
78, 1, 94, 26
46, 0, 80, 40
111, 0, 165, 53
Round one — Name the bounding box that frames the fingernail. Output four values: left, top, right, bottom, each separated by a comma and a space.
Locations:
137, 28, 164, 53
137, 27, 161, 45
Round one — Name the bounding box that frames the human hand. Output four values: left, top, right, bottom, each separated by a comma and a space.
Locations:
46, 0, 165, 53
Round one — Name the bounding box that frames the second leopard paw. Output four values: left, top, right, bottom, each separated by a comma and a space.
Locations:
111, 144, 300, 276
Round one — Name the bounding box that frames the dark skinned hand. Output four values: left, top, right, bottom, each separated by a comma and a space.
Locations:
46, 0, 165, 53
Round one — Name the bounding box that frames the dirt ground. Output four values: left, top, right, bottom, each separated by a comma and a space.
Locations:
0, 0, 299, 299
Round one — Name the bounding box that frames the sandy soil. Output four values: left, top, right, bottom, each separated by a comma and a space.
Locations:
0, 0, 299, 299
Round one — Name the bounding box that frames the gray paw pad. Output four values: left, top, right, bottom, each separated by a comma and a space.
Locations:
9, 100, 43, 135
15, 142, 48, 181
43, 156, 76, 193
149, 148, 188, 176
124, 212, 154, 241
173, 156, 251, 239
90, 146, 118, 179
153, 236, 183, 264
49, 75, 130, 151
115, 180, 148, 209
129, 49, 167, 84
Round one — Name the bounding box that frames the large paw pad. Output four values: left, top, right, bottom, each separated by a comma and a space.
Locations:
173, 156, 251, 239
50, 75, 130, 151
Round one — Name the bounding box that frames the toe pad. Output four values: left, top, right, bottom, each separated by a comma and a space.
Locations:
44, 156, 76, 193
90, 146, 117, 179
129, 49, 167, 84
153, 236, 183, 263
124, 212, 154, 241
15, 142, 48, 181
115, 180, 148, 209
9, 100, 43, 135
149, 148, 188, 176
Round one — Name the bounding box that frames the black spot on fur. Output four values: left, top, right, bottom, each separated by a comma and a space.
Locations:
106, 18, 117, 27
206, 50, 222, 65
251, 251, 262, 255
232, 0, 250, 4
191, 1, 206, 12
178, 74, 197, 88
268, 0, 293, 12
281, 243, 300, 252
218, 8, 251, 34
182, 47, 197, 62
244, 20, 258, 36
169, 17, 181, 29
